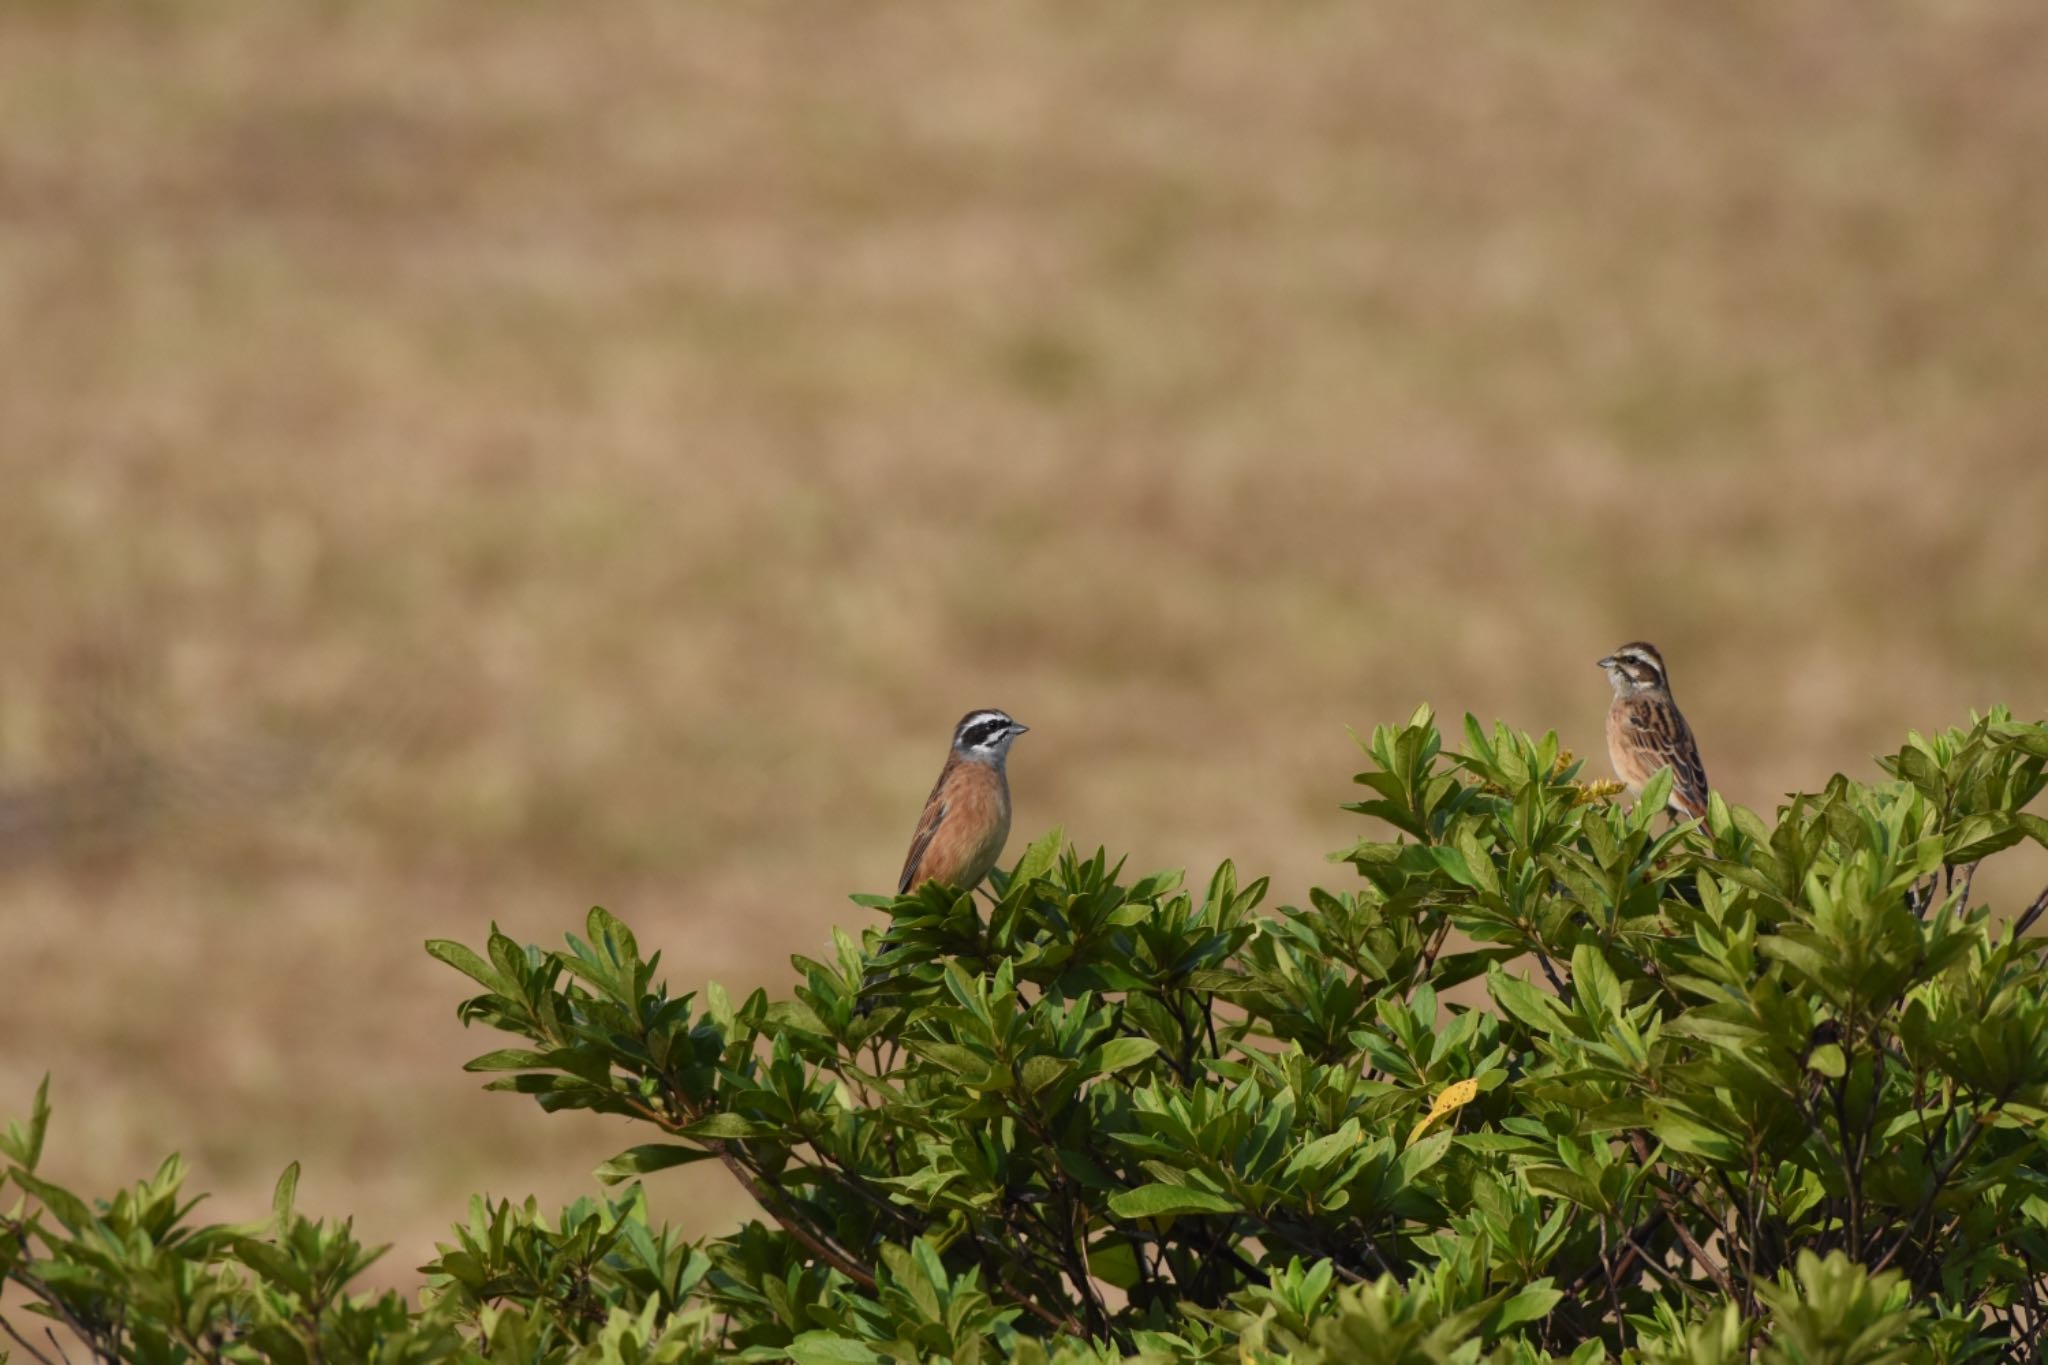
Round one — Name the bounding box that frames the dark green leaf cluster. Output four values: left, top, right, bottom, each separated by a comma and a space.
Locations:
5, 707, 2047, 1361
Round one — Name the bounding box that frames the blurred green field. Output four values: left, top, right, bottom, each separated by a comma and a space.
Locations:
2, 1, 2044, 1291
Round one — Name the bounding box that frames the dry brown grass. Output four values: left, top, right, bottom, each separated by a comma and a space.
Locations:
1, 0, 2045, 1292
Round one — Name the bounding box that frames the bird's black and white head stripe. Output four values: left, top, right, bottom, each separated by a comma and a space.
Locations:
1597, 641, 1670, 691
952, 708, 1028, 758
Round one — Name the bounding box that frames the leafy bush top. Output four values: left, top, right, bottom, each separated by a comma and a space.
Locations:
5, 707, 2048, 1362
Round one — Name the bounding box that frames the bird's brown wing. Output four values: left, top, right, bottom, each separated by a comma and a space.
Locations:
1625, 700, 1710, 819
897, 764, 952, 894
1665, 712, 1710, 819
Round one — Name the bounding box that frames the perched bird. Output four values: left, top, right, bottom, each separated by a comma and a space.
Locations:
1598, 641, 1709, 821
858, 709, 1029, 1016
896, 708, 1029, 895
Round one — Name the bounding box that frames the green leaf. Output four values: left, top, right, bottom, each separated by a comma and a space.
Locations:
1107, 1184, 1238, 1218
1022, 1055, 1078, 1095
1011, 825, 1065, 889
786, 1332, 886, 1365
586, 904, 640, 967
0, 1074, 51, 1170
1395, 1129, 1453, 1184
1284, 1121, 1362, 1179
1651, 1113, 1743, 1164
1489, 968, 1566, 1037
8, 1170, 95, 1235
462, 1048, 554, 1073
1431, 845, 1481, 889
679, 1113, 778, 1140
1082, 1038, 1160, 1079
1491, 1280, 1563, 1334
1088, 1238, 1143, 1290
1524, 1165, 1607, 1213
270, 1161, 299, 1232
1638, 767, 1676, 823
425, 938, 503, 992
1570, 943, 1623, 1022
595, 1144, 718, 1185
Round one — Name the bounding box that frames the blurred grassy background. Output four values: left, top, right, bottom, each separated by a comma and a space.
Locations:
1, 0, 2044, 1291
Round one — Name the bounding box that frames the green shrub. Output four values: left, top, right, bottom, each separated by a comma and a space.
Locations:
5, 707, 2047, 1361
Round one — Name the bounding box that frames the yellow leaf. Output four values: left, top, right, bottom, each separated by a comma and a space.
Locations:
1406, 1078, 1479, 1145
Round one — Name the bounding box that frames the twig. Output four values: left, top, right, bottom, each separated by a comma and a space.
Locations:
0, 1315, 62, 1365
804, 1139, 921, 1231
1871, 1106, 1997, 1275
1259, 1221, 1369, 1285
0, 1241, 109, 1364
1575, 1169, 1705, 1295
1629, 1133, 1735, 1298
1954, 861, 1980, 914
1742, 1149, 1763, 1313
707, 1142, 876, 1285
1622, 1232, 1707, 1302
1597, 1222, 1624, 1325
2014, 883, 2048, 940
618, 1095, 878, 1289
1417, 921, 1454, 986
2000, 1242, 2046, 1364
2008, 1310, 2046, 1365
1063, 1195, 1112, 1338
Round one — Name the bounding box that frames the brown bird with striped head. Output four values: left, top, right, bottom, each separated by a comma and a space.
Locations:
896, 708, 1029, 896
858, 709, 1028, 1016
1598, 641, 1709, 822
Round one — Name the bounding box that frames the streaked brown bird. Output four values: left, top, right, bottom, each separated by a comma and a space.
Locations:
1598, 641, 1709, 822
896, 708, 1029, 895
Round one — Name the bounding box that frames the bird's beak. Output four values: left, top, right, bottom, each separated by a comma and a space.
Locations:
1596, 656, 1616, 669
1011, 723, 1030, 735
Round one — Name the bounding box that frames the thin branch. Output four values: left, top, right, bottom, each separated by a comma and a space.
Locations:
0, 1315, 62, 1365
1994, 1243, 2046, 1365
1063, 1195, 1113, 1339
0, 1240, 111, 1365
1953, 860, 1980, 914
618, 1095, 878, 1289
1870, 1106, 1997, 1274
2014, 883, 2048, 940
1010, 1088, 1111, 1337
1622, 1232, 1708, 1303
1261, 1212, 1388, 1284
1576, 1169, 1705, 1295
1570, 1214, 1661, 1297
706, 1140, 878, 1286
1597, 1222, 1624, 1326
1259, 1221, 1369, 1285
998, 1199, 1092, 1335
1742, 1148, 1763, 1313
803, 1141, 921, 1231
1629, 1133, 1735, 1298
